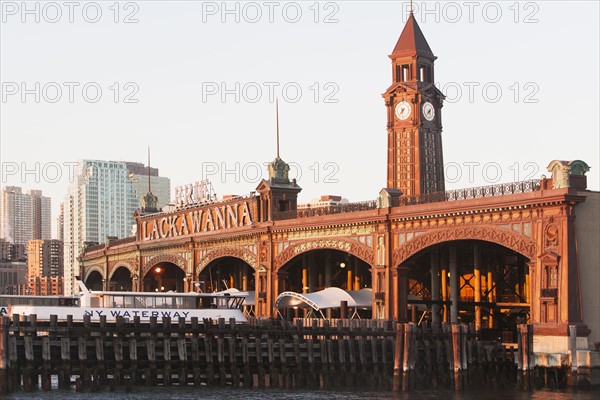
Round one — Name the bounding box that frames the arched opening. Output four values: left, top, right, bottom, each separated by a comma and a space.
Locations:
84, 270, 103, 291
198, 257, 256, 316
109, 266, 132, 291
143, 262, 185, 293
400, 240, 530, 342
198, 257, 255, 293
277, 249, 372, 318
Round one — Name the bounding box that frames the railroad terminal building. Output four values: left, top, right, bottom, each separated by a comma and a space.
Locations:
81, 13, 600, 356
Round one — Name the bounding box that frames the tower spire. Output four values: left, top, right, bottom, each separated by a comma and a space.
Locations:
276, 98, 280, 159
147, 146, 151, 194
141, 146, 158, 214
267, 98, 291, 183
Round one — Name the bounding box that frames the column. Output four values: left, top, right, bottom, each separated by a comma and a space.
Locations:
325, 253, 332, 288
302, 262, 310, 316
517, 255, 525, 301
526, 262, 535, 322
430, 249, 440, 325
487, 269, 494, 328
276, 271, 286, 294
353, 258, 361, 290
441, 263, 448, 323
525, 264, 531, 304
302, 266, 308, 294
242, 269, 248, 291
306, 254, 316, 293
449, 245, 458, 324
473, 244, 482, 331
347, 267, 353, 291
396, 265, 409, 322
318, 271, 324, 289
233, 261, 240, 291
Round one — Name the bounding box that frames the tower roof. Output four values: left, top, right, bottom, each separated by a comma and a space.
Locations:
392, 13, 434, 57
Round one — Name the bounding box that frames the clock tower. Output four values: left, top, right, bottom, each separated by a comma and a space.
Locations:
383, 11, 445, 196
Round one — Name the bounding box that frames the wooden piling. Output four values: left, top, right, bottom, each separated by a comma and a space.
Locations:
392, 322, 404, 391
162, 317, 172, 386
204, 333, 214, 385
146, 317, 157, 386
190, 318, 201, 386
229, 334, 239, 387
0, 316, 9, 394
401, 323, 413, 390
451, 324, 461, 390
255, 335, 264, 387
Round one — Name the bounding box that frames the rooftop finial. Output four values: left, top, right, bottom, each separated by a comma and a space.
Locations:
410, 0, 413, 14
276, 98, 280, 159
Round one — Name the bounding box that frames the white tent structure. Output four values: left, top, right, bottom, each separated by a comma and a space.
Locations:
274, 287, 373, 318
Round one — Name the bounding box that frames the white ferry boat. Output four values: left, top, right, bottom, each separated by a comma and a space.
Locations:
2, 282, 247, 323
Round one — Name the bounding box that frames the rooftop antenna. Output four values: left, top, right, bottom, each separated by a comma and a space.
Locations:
276, 98, 280, 159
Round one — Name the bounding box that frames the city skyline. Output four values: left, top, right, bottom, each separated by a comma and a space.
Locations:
1, 1, 599, 238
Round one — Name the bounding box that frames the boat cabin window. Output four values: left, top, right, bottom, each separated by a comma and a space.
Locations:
99, 294, 196, 309
0, 296, 80, 307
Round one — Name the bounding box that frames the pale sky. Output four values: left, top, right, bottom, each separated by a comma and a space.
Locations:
1, 1, 599, 238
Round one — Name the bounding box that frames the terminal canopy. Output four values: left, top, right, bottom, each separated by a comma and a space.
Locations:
274, 287, 372, 318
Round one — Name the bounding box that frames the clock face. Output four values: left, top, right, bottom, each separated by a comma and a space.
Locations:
423, 102, 435, 121
395, 101, 412, 120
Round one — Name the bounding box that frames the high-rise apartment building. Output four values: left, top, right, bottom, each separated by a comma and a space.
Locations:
27, 239, 64, 295
57, 202, 64, 242
62, 160, 170, 294
0, 186, 51, 246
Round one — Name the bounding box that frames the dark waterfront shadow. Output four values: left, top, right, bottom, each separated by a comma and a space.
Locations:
2, 387, 600, 400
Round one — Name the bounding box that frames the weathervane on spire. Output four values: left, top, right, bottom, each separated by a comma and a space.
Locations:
268, 98, 290, 182
142, 146, 158, 213
276, 98, 280, 159
147, 146, 151, 194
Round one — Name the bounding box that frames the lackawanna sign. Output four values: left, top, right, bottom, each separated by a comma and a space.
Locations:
138, 198, 255, 242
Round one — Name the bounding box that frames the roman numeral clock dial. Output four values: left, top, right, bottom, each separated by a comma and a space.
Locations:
395, 101, 412, 121
422, 102, 435, 121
